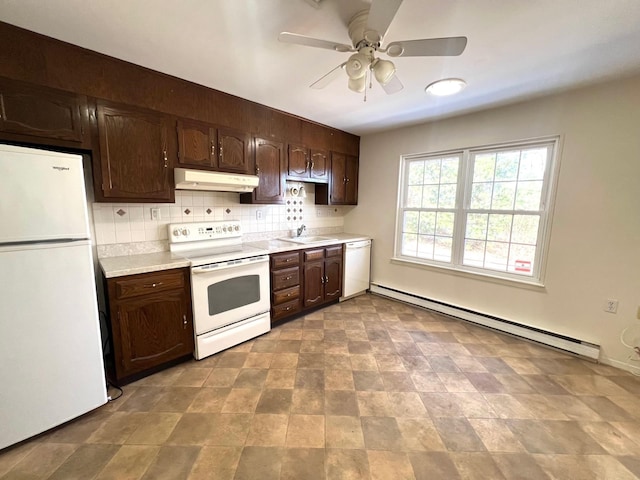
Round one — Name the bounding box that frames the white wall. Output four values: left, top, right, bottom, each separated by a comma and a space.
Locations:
346, 74, 640, 372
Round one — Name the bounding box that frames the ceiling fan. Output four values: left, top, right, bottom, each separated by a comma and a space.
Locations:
278, 0, 467, 95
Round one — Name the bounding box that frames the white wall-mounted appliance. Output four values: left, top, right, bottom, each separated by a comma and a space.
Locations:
169, 221, 270, 359
174, 168, 259, 192
0, 144, 107, 450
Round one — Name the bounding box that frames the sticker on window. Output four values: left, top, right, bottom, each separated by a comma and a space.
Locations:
514, 260, 531, 273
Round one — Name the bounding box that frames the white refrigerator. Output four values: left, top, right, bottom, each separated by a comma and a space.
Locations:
0, 144, 107, 450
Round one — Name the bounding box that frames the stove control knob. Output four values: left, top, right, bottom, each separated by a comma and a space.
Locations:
181, 228, 190, 236
173, 229, 181, 236
234, 225, 240, 231
223, 226, 228, 232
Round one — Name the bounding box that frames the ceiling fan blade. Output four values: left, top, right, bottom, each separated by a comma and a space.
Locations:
310, 62, 346, 89
381, 74, 403, 95
365, 0, 403, 42
385, 36, 468, 57
278, 32, 354, 53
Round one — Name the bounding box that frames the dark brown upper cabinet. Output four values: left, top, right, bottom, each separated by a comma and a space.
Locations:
177, 119, 217, 169
286, 144, 329, 183
218, 127, 252, 174
241, 137, 285, 204
0, 77, 90, 149
95, 101, 174, 203
315, 152, 359, 205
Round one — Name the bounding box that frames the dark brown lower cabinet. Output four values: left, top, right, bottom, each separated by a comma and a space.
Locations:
272, 244, 343, 323
106, 268, 194, 384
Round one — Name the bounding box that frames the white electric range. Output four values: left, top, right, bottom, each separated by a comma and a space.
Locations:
169, 221, 271, 360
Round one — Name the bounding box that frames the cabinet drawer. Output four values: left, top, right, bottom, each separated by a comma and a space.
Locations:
325, 245, 343, 258
272, 267, 300, 290
114, 270, 185, 300
271, 251, 300, 269
304, 249, 324, 262
273, 285, 300, 305
272, 299, 300, 320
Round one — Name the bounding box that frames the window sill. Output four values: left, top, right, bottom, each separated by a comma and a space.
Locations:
390, 256, 547, 291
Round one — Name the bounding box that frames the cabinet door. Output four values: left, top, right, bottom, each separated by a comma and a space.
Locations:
303, 260, 324, 308
177, 119, 216, 168
309, 149, 329, 181
0, 78, 87, 145
324, 256, 343, 301
329, 152, 347, 204
287, 144, 309, 179
97, 102, 173, 202
252, 137, 285, 204
218, 127, 251, 174
345, 155, 359, 205
115, 290, 193, 378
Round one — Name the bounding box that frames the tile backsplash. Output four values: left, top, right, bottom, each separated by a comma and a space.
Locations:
92, 184, 346, 258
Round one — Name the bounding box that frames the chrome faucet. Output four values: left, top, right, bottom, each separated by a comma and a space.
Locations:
296, 224, 306, 237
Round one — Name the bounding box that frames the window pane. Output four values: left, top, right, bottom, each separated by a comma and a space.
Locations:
484, 241, 509, 271
406, 186, 422, 208
519, 148, 547, 180
403, 211, 419, 234
402, 233, 418, 256
417, 235, 435, 259
491, 182, 516, 209
515, 180, 543, 210
419, 211, 436, 235
463, 239, 486, 267
440, 158, 459, 183
495, 151, 520, 180
424, 160, 441, 184
438, 184, 457, 208
473, 154, 495, 181
408, 161, 425, 185
434, 236, 453, 262
422, 185, 439, 208
435, 212, 455, 236
466, 213, 488, 240
511, 215, 540, 245
470, 182, 492, 209
508, 244, 536, 275
487, 214, 512, 242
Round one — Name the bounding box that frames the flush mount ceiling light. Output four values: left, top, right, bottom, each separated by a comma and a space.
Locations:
425, 78, 467, 96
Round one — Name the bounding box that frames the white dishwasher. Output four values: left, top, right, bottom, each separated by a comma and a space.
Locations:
341, 239, 371, 300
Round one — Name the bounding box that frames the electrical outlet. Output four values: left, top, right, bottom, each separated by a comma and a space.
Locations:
150, 208, 160, 220
256, 209, 263, 220
316, 208, 324, 217
604, 299, 619, 314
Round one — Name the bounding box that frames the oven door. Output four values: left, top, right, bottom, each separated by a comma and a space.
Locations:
191, 255, 270, 335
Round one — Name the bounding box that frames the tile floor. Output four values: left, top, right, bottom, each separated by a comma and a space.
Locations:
2, 294, 640, 479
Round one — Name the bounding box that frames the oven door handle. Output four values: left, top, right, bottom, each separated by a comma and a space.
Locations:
191, 255, 269, 274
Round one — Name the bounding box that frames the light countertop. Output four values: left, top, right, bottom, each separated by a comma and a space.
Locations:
99, 233, 370, 278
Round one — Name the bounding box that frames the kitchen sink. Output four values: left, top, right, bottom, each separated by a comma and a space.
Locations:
279, 236, 336, 244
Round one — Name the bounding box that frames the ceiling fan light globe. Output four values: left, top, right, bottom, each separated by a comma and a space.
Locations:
373, 59, 396, 85
348, 76, 366, 93
386, 44, 404, 57
345, 52, 369, 79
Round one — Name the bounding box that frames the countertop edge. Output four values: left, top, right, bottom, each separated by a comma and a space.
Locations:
99, 233, 371, 278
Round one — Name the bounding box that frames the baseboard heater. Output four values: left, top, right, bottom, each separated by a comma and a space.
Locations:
370, 284, 600, 360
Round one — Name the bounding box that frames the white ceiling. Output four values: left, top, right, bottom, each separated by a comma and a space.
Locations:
2, 0, 640, 135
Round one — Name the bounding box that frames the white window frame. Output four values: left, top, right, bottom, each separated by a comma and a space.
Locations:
393, 136, 561, 286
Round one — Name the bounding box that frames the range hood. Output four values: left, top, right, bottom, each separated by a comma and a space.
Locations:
174, 168, 259, 193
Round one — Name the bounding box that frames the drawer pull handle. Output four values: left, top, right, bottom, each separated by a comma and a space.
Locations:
183, 314, 187, 328
144, 282, 163, 288
285, 275, 292, 280
286, 258, 292, 262
285, 306, 291, 311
